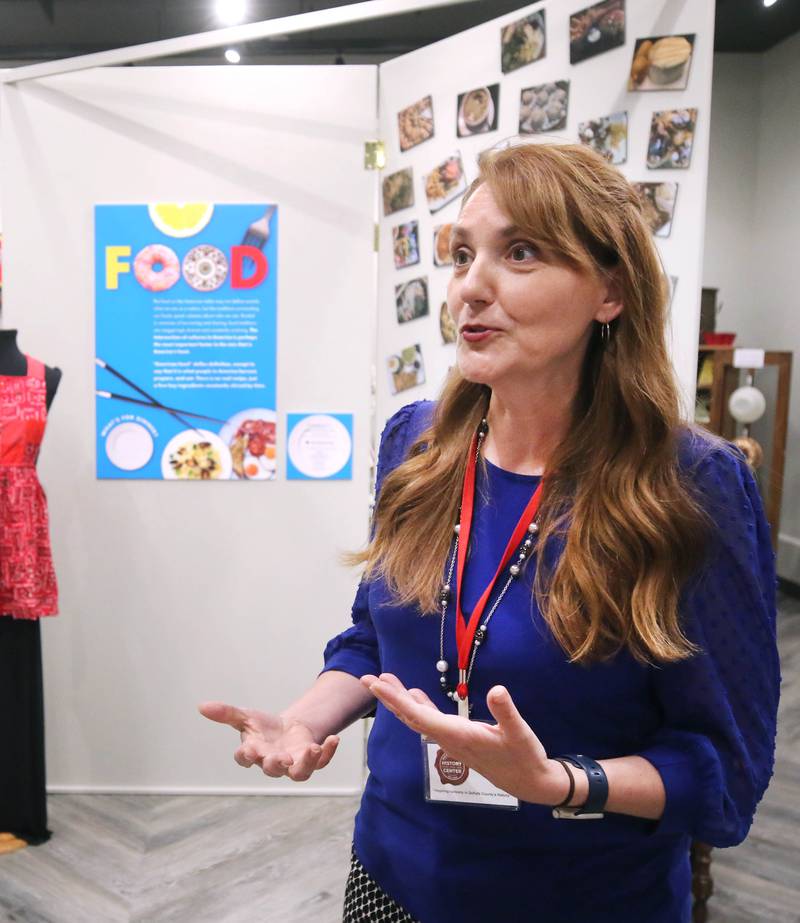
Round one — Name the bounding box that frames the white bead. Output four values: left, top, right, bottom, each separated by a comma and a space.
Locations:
510, 564, 520, 577
528, 522, 539, 534
436, 659, 449, 673
454, 524, 461, 535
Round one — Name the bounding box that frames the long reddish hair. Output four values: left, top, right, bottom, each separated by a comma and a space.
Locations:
351, 142, 733, 665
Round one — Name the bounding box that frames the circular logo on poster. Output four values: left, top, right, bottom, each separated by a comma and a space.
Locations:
434, 748, 470, 786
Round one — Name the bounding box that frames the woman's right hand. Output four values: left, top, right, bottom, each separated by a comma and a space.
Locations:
198, 701, 340, 781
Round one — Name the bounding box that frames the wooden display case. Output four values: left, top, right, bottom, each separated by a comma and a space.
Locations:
694, 346, 792, 552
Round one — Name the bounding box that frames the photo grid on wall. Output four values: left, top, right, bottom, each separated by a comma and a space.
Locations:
381, 0, 700, 402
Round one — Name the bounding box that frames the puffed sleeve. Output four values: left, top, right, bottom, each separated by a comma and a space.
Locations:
319, 401, 428, 679
635, 443, 781, 847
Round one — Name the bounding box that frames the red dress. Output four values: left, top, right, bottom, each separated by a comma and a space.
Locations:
0, 356, 58, 619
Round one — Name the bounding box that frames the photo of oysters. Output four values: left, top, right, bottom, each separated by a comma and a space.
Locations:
519, 81, 569, 134
647, 108, 697, 169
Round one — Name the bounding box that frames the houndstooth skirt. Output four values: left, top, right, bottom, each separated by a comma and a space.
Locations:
342, 847, 418, 922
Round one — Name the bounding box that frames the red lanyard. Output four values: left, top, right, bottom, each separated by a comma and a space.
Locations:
454, 433, 544, 703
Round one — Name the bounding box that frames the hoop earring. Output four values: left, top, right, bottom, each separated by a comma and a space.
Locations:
600, 321, 611, 345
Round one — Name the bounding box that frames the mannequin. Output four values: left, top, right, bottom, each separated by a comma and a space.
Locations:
0, 328, 61, 851
0, 328, 62, 406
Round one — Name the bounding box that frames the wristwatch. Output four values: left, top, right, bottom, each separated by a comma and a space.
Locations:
551, 753, 608, 820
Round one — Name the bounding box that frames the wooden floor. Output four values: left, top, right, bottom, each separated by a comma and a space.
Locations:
1, 592, 798, 923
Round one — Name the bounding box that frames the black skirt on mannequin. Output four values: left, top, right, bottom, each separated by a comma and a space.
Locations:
0, 616, 51, 844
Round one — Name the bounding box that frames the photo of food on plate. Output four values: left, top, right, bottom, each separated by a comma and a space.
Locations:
382, 167, 415, 216
628, 35, 695, 91
395, 277, 429, 324
387, 344, 426, 395
162, 429, 233, 481
578, 111, 628, 164
228, 417, 276, 480
457, 84, 500, 137
647, 108, 697, 169
440, 302, 457, 344
569, 0, 625, 65
398, 95, 435, 152
500, 9, 546, 74
433, 223, 454, 267
393, 221, 421, 269
424, 153, 467, 214
519, 80, 569, 134
632, 182, 678, 238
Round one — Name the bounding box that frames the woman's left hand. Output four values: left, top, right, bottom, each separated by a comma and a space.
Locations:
360, 673, 567, 806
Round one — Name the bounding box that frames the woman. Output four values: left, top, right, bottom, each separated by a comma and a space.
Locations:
200, 143, 780, 922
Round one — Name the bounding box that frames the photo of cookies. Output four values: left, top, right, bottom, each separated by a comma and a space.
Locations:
578, 111, 628, 164
501, 10, 546, 74
424, 153, 467, 214
519, 81, 569, 134
387, 344, 426, 395
440, 302, 457, 344
457, 85, 500, 137
647, 108, 697, 169
628, 35, 695, 91
433, 223, 454, 267
383, 167, 415, 216
393, 221, 420, 269
398, 95, 435, 152
632, 182, 678, 238
395, 277, 429, 324
570, 0, 625, 65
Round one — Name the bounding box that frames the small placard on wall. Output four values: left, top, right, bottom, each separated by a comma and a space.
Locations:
287, 413, 353, 480
733, 349, 765, 369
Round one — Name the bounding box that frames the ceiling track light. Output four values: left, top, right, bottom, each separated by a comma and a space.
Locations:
763, 0, 779, 7
225, 48, 241, 64
215, 0, 247, 26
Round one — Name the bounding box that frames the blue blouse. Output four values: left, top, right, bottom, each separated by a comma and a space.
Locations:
322, 401, 780, 923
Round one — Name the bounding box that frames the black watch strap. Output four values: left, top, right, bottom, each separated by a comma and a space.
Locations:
551, 753, 608, 820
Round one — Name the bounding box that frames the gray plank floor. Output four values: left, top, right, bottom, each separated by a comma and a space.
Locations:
1, 593, 798, 923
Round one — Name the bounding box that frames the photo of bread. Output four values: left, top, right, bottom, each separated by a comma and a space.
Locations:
632, 182, 678, 237
628, 35, 695, 91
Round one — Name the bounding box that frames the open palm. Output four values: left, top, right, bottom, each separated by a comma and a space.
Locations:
198, 701, 339, 782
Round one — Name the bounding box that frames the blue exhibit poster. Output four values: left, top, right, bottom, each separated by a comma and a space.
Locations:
95, 203, 277, 480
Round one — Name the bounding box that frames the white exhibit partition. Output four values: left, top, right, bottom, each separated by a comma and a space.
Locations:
0, 65, 378, 792
376, 0, 715, 425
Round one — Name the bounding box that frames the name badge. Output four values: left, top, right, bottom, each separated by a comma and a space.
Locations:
421, 733, 519, 810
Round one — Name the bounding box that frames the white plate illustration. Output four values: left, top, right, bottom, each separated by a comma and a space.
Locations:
105, 422, 154, 471
288, 415, 352, 479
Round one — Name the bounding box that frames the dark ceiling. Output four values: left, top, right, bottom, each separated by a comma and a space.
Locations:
0, 0, 797, 65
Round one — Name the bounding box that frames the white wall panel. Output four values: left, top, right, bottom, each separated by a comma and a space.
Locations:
1, 65, 377, 791
377, 0, 716, 423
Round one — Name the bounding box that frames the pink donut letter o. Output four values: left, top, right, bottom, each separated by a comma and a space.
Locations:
134, 244, 181, 292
